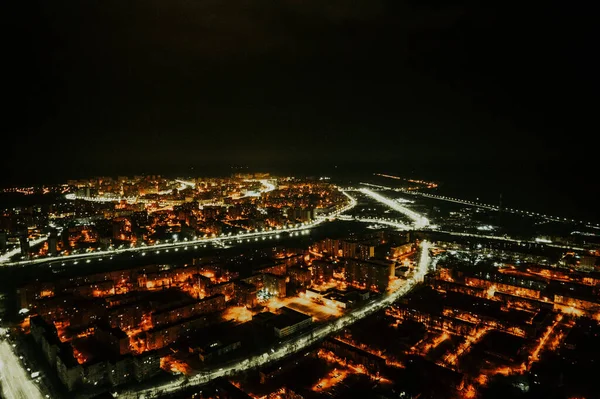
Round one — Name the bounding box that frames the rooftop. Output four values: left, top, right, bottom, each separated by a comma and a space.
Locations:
272, 307, 312, 330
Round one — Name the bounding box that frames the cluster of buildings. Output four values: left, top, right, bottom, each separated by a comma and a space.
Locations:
14, 222, 423, 396
223, 237, 599, 399
1, 175, 352, 262
380, 249, 600, 398
30, 316, 162, 391
309, 230, 414, 292
434, 261, 600, 319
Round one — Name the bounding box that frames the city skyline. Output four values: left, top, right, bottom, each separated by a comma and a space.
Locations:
1, 2, 598, 398
1, 173, 598, 399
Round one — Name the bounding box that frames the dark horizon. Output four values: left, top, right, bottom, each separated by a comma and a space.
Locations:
1, 1, 599, 393
4, 1, 597, 219
1, 159, 597, 224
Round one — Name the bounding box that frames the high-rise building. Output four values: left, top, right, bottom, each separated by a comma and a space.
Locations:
288, 265, 312, 288
0, 230, 7, 252
19, 233, 30, 259
48, 230, 58, 256
312, 259, 335, 282
320, 238, 340, 257
341, 240, 358, 258
343, 258, 395, 292
358, 243, 375, 260
340, 240, 374, 260
234, 281, 258, 308
262, 273, 287, 298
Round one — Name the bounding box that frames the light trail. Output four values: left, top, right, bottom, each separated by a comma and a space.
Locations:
312, 349, 387, 392
175, 179, 196, 189
0, 235, 50, 263
0, 329, 45, 399
433, 230, 586, 251
258, 179, 276, 193
412, 332, 450, 356
359, 182, 391, 190
3, 188, 584, 268
441, 326, 490, 368
119, 241, 432, 398
373, 174, 438, 188
528, 314, 563, 369
1, 190, 357, 267
370, 174, 599, 228
359, 188, 429, 228
359, 182, 597, 243
65, 193, 139, 204
67, 179, 272, 204
238, 179, 274, 198
240, 179, 277, 198
402, 191, 499, 211
350, 217, 411, 230
393, 188, 600, 229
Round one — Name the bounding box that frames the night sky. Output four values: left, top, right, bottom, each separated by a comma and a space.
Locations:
4, 1, 597, 200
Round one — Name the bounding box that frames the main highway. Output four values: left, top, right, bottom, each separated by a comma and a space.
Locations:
0, 189, 356, 268
0, 235, 50, 264
0, 328, 45, 399
358, 188, 429, 228
368, 174, 600, 229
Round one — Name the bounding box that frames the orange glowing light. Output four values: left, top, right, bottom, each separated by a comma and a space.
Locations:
442, 326, 489, 368
485, 285, 496, 299
160, 355, 191, 375
528, 314, 563, 369
462, 384, 477, 399
222, 306, 253, 323
20, 317, 31, 333
476, 374, 488, 386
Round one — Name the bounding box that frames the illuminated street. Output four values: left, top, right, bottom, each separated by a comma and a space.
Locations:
0, 329, 45, 399
358, 188, 429, 228
266, 295, 343, 321
0, 189, 357, 268
1, 176, 598, 399
0, 235, 50, 263
3, 1, 597, 396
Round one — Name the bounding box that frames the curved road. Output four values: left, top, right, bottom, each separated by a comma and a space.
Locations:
0, 191, 357, 268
